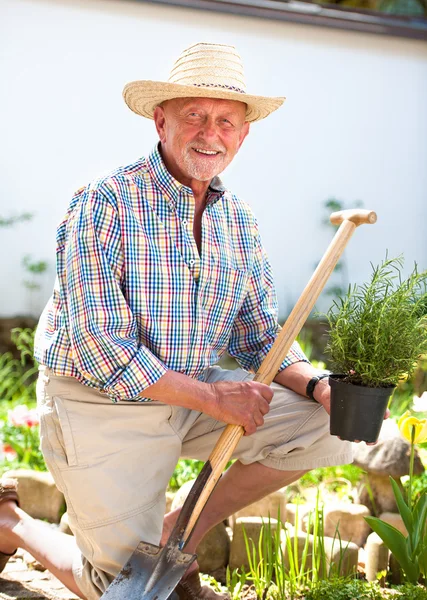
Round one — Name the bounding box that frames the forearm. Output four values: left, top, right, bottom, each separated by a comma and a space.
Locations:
140, 370, 215, 412
273, 361, 329, 404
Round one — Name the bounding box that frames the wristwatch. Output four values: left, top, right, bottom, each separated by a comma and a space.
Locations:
306, 374, 330, 402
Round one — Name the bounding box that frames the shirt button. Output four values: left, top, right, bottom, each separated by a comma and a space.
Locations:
182, 219, 188, 225
189, 259, 195, 266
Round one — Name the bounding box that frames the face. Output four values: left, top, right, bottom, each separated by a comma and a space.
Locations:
153, 97, 250, 186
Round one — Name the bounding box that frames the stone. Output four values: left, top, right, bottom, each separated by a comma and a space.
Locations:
353, 420, 424, 514
197, 522, 230, 575
171, 479, 195, 511
353, 419, 424, 477
324, 503, 371, 547
229, 517, 279, 571
365, 532, 389, 583
285, 502, 314, 529
165, 491, 175, 514
3, 469, 65, 523
357, 473, 401, 514
378, 512, 407, 536
231, 489, 287, 524
282, 532, 359, 577
59, 511, 73, 535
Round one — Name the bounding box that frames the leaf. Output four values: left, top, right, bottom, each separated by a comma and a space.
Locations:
412, 492, 427, 553
364, 516, 419, 583
390, 477, 413, 535
419, 543, 427, 578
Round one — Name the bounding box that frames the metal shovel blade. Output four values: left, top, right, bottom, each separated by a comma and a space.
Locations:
100, 538, 195, 600
100, 462, 212, 600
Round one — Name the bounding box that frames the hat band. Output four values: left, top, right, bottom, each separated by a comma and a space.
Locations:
189, 82, 246, 94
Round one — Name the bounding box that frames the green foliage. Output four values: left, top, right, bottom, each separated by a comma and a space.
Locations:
0, 404, 46, 473
0, 327, 46, 474
324, 256, 427, 388
0, 328, 38, 403
393, 583, 427, 599
365, 428, 427, 585
299, 464, 364, 489
0, 213, 33, 228
240, 495, 352, 600
225, 567, 247, 600
22, 255, 48, 291
304, 577, 385, 600
168, 459, 204, 491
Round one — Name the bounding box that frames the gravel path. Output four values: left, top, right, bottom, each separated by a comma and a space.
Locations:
0, 550, 79, 600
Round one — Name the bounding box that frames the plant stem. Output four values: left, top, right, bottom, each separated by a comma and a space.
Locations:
408, 425, 415, 511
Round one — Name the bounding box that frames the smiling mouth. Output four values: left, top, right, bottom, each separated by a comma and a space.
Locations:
192, 148, 221, 156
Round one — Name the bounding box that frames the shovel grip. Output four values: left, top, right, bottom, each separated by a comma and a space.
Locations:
330, 209, 377, 227
181, 208, 377, 544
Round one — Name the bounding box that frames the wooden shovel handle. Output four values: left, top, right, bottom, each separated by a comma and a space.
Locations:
182, 208, 377, 544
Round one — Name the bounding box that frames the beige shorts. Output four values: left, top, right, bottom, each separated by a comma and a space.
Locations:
36, 365, 352, 600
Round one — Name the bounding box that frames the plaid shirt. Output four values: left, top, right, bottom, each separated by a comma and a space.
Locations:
34, 145, 307, 402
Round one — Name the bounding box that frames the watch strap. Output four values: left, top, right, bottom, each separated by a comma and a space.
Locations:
306, 373, 330, 401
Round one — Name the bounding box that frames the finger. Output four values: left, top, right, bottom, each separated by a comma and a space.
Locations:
253, 413, 265, 428
254, 382, 274, 403
244, 421, 257, 436
384, 409, 390, 420
259, 399, 270, 415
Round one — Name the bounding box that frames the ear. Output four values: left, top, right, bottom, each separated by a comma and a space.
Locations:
237, 122, 250, 152
153, 105, 167, 143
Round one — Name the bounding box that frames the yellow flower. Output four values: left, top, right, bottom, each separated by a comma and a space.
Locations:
398, 411, 427, 444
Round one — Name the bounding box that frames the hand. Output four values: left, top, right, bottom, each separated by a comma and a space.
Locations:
313, 378, 390, 445
208, 380, 273, 436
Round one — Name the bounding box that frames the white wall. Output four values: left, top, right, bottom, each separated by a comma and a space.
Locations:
1, 0, 427, 319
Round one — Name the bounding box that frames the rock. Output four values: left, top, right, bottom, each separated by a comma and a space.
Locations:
165, 491, 175, 514
353, 420, 424, 514
231, 489, 287, 524
229, 517, 279, 571
59, 512, 73, 535
365, 532, 389, 583
3, 469, 65, 523
282, 532, 359, 577
198, 522, 230, 575
378, 512, 407, 536
324, 503, 371, 547
357, 473, 402, 514
171, 479, 195, 511
285, 502, 314, 529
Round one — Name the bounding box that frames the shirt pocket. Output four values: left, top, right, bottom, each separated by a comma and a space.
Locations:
201, 264, 249, 347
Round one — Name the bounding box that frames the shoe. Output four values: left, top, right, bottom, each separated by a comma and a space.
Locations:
0, 478, 20, 574
176, 569, 230, 600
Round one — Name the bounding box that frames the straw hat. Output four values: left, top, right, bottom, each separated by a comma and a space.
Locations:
123, 42, 285, 123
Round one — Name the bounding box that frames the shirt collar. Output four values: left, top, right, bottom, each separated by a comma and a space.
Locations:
147, 144, 227, 211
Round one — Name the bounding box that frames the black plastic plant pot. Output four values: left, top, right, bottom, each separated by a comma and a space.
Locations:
329, 374, 394, 443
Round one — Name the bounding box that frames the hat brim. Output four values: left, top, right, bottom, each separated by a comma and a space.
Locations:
123, 81, 285, 123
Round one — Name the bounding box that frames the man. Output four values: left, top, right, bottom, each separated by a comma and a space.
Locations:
0, 43, 353, 600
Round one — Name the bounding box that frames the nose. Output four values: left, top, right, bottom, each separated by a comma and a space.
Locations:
199, 117, 218, 142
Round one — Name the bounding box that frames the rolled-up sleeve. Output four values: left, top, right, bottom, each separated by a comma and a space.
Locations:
227, 220, 308, 374
65, 185, 167, 401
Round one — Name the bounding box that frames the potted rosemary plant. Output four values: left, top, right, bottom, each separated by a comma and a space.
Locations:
324, 256, 427, 443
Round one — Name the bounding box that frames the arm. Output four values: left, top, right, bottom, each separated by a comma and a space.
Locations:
274, 362, 331, 413
65, 185, 168, 401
